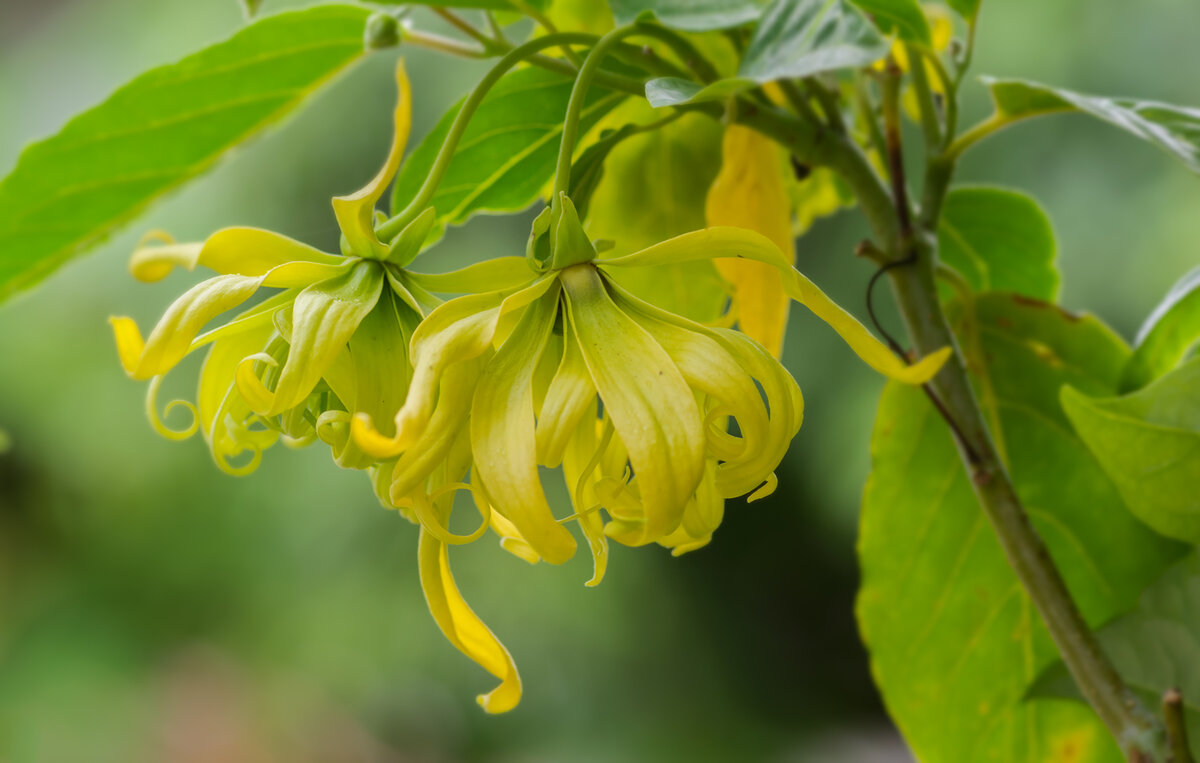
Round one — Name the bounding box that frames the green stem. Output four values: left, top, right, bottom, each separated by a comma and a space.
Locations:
552, 25, 648, 200
1164, 689, 1194, 763
821, 105, 1165, 763
905, 43, 942, 152
380, 33, 599, 240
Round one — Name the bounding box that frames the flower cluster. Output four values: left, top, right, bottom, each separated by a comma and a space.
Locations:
112, 62, 948, 713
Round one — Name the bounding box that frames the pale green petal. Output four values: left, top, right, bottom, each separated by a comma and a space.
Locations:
418, 526, 523, 714
601, 227, 951, 384
407, 257, 538, 295
353, 277, 555, 458
331, 61, 412, 259
384, 207, 437, 267
536, 331, 597, 468
112, 274, 265, 380
471, 284, 578, 565
561, 264, 705, 547
237, 261, 384, 416
561, 406, 609, 586
130, 227, 341, 283
199, 324, 280, 475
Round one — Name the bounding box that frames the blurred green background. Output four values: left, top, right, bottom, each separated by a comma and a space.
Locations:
1, 1, 1198, 761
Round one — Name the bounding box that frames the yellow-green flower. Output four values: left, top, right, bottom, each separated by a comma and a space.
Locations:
352, 193, 950, 711
110, 62, 439, 477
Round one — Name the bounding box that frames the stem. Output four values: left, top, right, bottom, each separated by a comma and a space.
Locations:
1164, 690, 1194, 763
904, 43, 942, 152
821, 88, 1165, 763
432, 8, 500, 52
380, 33, 600, 239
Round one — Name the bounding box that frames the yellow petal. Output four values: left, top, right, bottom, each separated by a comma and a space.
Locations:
130, 227, 342, 283
561, 264, 705, 546
332, 60, 412, 259
237, 261, 384, 416
471, 284, 578, 565
658, 459, 723, 556
561, 406, 609, 586
418, 526, 522, 714
600, 228, 951, 385
535, 331, 597, 468
111, 274, 265, 380
705, 125, 794, 358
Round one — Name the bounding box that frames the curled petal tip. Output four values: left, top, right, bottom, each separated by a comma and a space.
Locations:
350, 411, 413, 459
110, 316, 147, 378
234, 353, 279, 416
895, 346, 953, 385
747, 472, 779, 503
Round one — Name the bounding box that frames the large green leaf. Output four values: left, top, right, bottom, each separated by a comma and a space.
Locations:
980, 78, 1200, 174
937, 186, 1059, 301
848, 0, 931, 44
0, 5, 372, 303
587, 107, 727, 323
1062, 357, 1200, 544
607, 0, 767, 31
859, 295, 1185, 762
390, 67, 625, 226
1033, 551, 1200, 748
1121, 265, 1200, 392
645, 0, 888, 107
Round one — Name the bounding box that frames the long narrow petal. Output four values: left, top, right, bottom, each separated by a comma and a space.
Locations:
601, 227, 951, 384
332, 61, 412, 259
536, 331, 597, 468
198, 322, 280, 475
658, 459, 723, 556
561, 407, 609, 586
237, 261, 384, 416
705, 125, 794, 358
112, 274, 265, 380
471, 285, 577, 565
561, 264, 705, 547
407, 258, 538, 296
418, 526, 522, 714
353, 277, 555, 458
130, 227, 342, 283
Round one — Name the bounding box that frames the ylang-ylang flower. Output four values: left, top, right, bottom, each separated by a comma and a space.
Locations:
353, 192, 950, 710
111, 62, 445, 481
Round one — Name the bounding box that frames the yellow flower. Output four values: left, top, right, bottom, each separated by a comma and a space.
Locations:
352, 194, 950, 712
110, 62, 439, 477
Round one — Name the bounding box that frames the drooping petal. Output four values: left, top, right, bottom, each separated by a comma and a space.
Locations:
658, 459, 723, 556
561, 406, 609, 586
473, 474, 542, 565
112, 274, 266, 380
535, 331, 597, 468
471, 284, 577, 565
353, 276, 556, 458
705, 125, 794, 358
237, 261, 384, 417
331, 61, 412, 259
130, 227, 342, 283
561, 264, 706, 547
418, 526, 522, 714
198, 321, 280, 475
600, 227, 951, 384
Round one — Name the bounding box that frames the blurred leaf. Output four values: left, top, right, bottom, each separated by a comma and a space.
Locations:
1031, 551, 1200, 747
848, 0, 931, 44
589, 108, 727, 322
390, 67, 625, 226
607, 0, 766, 31
980, 78, 1200, 174
937, 186, 1059, 301
645, 0, 889, 107
1062, 357, 1200, 543
788, 166, 853, 235
568, 124, 640, 221
368, 0, 538, 8
0, 5, 372, 303
946, 0, 981, 22
1121, 265, 1200, 392
859, 294, 1185, 763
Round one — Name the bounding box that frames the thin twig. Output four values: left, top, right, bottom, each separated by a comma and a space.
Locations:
1164, 689, 1195, 763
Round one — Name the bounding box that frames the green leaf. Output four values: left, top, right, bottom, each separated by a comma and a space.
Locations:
1032, 551, 1200, 747
0, 5, 372, 303
946, 0, 981, 22
937, 186, 1059, 301
859, 294, 1186, 762
848, 0, 931, 44
390, 67, 625, 227
607, 0, 767, 31
981, 78, 1200, 174
1062, 357, 1200, 544
1121, 265, 1200, 392
567, 124, 640, 221
644, 0, 889, 107
587, 107, 727, 323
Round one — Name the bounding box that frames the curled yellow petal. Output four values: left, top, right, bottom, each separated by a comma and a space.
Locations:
705, 125, 794, 358
418, 526, 522, 714
130, 228, 342, 283
600, 227, 951, 385
332, 60, 412, 259
145, 376, 199, 441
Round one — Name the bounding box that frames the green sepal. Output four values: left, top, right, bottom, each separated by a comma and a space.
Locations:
549, 194, 596, 270
386, 207, 438, 267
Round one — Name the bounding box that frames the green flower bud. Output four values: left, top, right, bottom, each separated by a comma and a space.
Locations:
364, 12, 401, 51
